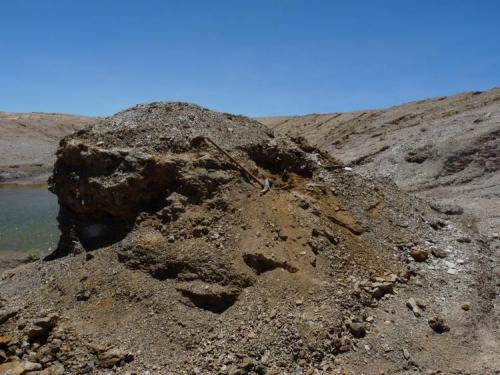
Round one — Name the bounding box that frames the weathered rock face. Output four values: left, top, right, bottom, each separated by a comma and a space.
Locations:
48, 102, 321, 259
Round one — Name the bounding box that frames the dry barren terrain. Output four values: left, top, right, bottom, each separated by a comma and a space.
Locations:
0, 91, 498, 374
0, 101, 497, 374
0, 112, 95, 184
259, 88, 500, 240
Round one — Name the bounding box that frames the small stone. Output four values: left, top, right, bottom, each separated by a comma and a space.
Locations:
298, 200, 310, 209
371, 282, 394, 299
255, 365, 268, 374
347, 322, 366, 338
406, 298, 422, 317
277, 229, 288, 241
239, 357, 255, 370
410, 248, 429, 262
26, 325, 47, 339
23, 361, 42, 371
457, 236, 471, 243
0, 309, 18, 324
428, 316, 450, 334
402, 348, 411, 360
47, 362, 65, 375
192, 225, 209, 238
228, 366, 243, 375
98, 347, 133, 368
260, 351, 270, 365
33, 314, 59, 330
76, 290, 92, 301
430, 202, 464, 215
415, 298, 426, 309
0, 349, 7, 363
431, 248, 447, 258
26, 314, 59, 339
429, 219, 447, 230
461, 303, 470, 311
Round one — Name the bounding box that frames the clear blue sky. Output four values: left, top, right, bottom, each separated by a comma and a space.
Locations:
1, 1, 499, 117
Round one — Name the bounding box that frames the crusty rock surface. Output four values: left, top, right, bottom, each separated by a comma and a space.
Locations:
1, 102, 497, 374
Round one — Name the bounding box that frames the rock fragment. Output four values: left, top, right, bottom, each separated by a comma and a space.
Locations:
431, 248, 447, 258
76, 289, 93, 301
347, 322, 366, 338
26, 314, 59, 339
430, 202, 464, 215
371, 282, 394, 299
0, 336, 11, 346
457, 236, 471, 243
402, 348, 411, 360
406, 298, 422, 317
97, 347, 134, 368
428, 316, 450, 333
0, 361, 24, 375
410, 248, 429, 262
0, 309, 18, 324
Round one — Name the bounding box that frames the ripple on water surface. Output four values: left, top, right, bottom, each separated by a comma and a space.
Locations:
0, 185, 60, 254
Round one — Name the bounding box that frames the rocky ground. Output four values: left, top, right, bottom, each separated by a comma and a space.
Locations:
259, 88, 500, 241
0, 102, 498, 374
0, 112, 95, 184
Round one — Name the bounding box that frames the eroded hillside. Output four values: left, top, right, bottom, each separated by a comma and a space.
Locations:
260, 88, 500, 239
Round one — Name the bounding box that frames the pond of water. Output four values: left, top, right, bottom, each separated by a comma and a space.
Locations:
0, 185, 60, 256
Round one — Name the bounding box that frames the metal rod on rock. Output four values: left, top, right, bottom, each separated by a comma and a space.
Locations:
203, 137, 266, 189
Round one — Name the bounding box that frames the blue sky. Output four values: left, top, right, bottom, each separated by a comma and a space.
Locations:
1, 1, 499, 116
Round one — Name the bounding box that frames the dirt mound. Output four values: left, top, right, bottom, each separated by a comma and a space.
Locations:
0, 103, 496, 374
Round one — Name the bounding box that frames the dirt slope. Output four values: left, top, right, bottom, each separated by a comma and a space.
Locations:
0, 103, 497, 374
0, 112, 95, 184
259, 88, 500, 240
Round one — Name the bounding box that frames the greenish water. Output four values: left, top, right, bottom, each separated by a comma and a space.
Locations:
0, 185, 60, 255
